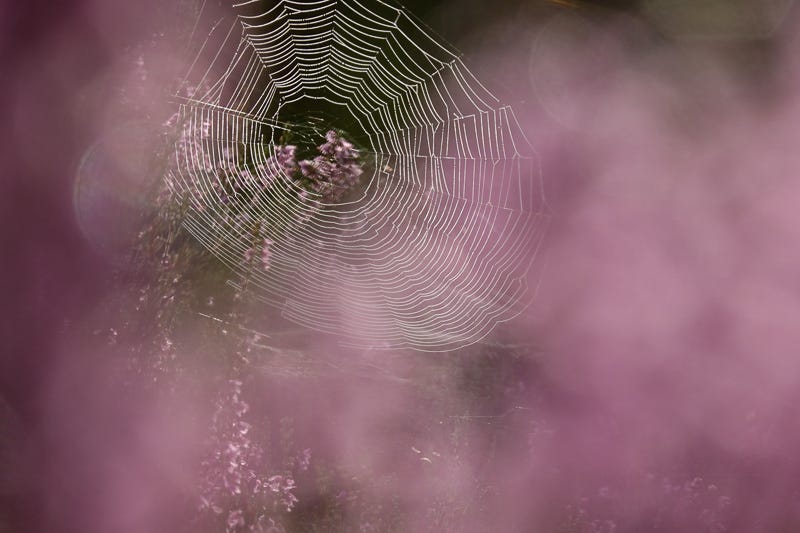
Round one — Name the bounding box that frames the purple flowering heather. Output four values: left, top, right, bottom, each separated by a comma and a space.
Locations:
198, 379, 302, 532
235, 131, 361, 271
306, 130, 363, 203
273, 145, 298, 175
298, 159, 318, 180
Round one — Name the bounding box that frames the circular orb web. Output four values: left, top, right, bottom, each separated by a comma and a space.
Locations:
167, 0, 550, 351
75, 120, 159, 263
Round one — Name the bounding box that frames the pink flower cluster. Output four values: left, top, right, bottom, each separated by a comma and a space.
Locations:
296, 130, 363, 203
273, 145, 298, 175
198, 379, 306, 532
239, 131, 362, 269
164, 117, 362, 273
258, 475, 298, 512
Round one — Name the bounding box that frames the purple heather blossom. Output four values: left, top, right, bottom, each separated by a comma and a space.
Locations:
274, 144, 298, 174
266, 475, 283, 493
298, 159, 318, 179
319, 130, 357, 160
294, 131, 363, 203
181, 128, 361, 216
227, 509, 245, 531
198, 379, 305, 529
182, 130, 362, 277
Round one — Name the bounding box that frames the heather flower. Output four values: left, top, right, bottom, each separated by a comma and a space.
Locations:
197, 379, 306, 530
274, 145, 298, 174
292, 130, 363, 203
227, 509, 245, 531
298, 159, 318, 180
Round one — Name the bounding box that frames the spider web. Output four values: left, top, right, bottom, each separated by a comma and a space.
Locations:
167, 0, 549, 351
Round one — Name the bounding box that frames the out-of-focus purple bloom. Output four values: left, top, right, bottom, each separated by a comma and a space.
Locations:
295, 130, 363, 203
267, 475, 283, 493
299, 448, 311, 471
298, 159, 317, 179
